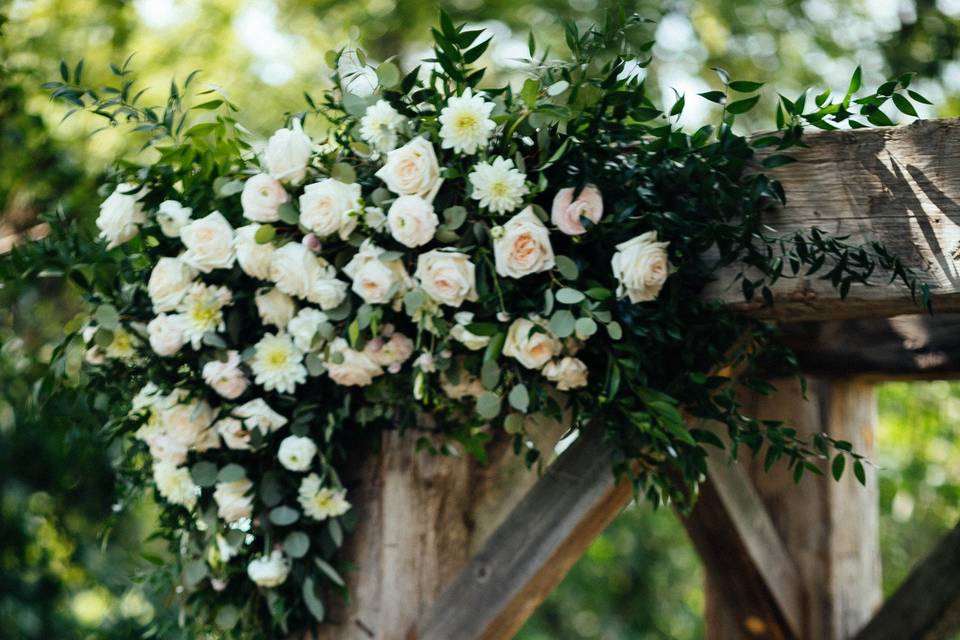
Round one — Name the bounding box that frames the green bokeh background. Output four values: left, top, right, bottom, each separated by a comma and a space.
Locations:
2, 1, 959, 637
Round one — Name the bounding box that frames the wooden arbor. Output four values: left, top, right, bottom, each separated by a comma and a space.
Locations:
316, 120, 960, 640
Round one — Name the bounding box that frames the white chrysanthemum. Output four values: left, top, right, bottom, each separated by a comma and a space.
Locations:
176, 283, 233, 349
153, 462, 199, 509
468, 157, 529, 214
250, 332, 307, 394
105, 326, 139, 361
439, 88, 496, 155
298, 473, 351, 521
359, 100, 405, 153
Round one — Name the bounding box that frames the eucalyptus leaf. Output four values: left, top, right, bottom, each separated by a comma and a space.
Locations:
269, 506, 300, 526
476, 391, 501, 420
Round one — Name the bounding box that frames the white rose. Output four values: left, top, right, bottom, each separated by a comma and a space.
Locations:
145, 395, 215, 464
216, 417, 251, 450
288, 307, 327, 351
247, 550, 291, 588
255, 288, 296, 328
326, 338, 383, 386
310, 276, 349, 310
202, 351, 250, 400
387, 195, 439, 248
234, 224, 275, 280
240, 173, 290, 223
611, 231, 670, 303
264, 119, 312, 184
493, 206, 555, 278
414, 250, 477, 307
277, 435, 317, 472
551, 185, 603, 236
148, 257, 196, 312
156, 200, 193, 237
342, 240, 412, 305
337, 50, 378, 97
147, 314, 187, 357
374, 137, 441, 199
180, 211, 236, 273
502, 318, 561, 369
299, 178, 362, 239
269, 242, 322, 300
214, 478, 254, 523
233, 398, 288, 434
450, 324, 490, 350
97, 183, 147, 249
543, 357, 588, 390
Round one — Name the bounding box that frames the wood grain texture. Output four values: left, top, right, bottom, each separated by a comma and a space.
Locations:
853, 520, 960, 640
415, 427, 633, 640
706, 119, 960, 321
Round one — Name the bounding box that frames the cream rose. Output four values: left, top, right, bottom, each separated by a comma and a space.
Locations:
611, 231, 670, 303
310, 275, 349, 310
451, 325, 490, 351
214, 478, 254, 523
414, 250, 477, 307
255, 288, 296, 328
326, 338, 383, 386
180, 211, 236, 273
148, 257, 195, 312
364, 333, 414, 369
247, 550, 291, 588
387, 196, 439, 248
147, 314, 187, 357
374, 137, 441, 199
269, 242, 323, 301
493, 207, 556, 278
288, 307, 327, 351
342, 240, 412, 305
233, 398, 288, 434
202, 351, 249, 400
241, 174, 289, 223
299, 178, 361, 239
543, 357, 589, 390
264, 119, 312, 184
234, 224, 275, 280
277, 435, 317, 472
157, 200, 193, 238
97, 183, 147, 248
502, 318, 562, 370
551, 185, 603, 235
216, 417, 251, 450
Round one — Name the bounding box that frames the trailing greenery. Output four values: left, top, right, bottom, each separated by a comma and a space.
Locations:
2, 10, 931, 639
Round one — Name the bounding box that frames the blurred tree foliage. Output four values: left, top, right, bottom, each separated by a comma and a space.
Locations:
2, 1, 960, 638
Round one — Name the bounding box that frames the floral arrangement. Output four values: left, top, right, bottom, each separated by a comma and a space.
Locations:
20, 11, 930, 639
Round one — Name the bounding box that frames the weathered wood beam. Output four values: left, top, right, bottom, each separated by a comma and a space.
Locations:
853, 520, 960, 640
415, 427, 633, 640
780, 314, 960, 378
706, 119, 960, 321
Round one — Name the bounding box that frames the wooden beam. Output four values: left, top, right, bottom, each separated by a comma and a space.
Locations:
780, 314, 960, 378
705, 119, 960, 321
853, 520, 960, 640
415, 427, 632, 640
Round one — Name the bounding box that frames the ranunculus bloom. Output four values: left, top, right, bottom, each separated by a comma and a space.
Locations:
493, 207, 556, 278
415, 250, 477, 307
277, 435, 318, 472
299, 178, 361, 239
241, 174, 289, 223
611, 231, 671, 303
502, 318, 562, 370
387, 195, 439, 248
543, 356, 589, 390
326, 338, 383, 386
180, 211, 236, 273
551, 185, 603, 235
375, 137, 442, 200
264, 119, 312, 184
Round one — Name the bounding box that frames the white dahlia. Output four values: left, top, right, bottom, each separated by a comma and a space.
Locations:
439, 88, 496, 155
468, 157, 529, 214
298, 473, 351, 521
359, 100, 405, 153
176, 283, 233, 349
250, 332, 307, 394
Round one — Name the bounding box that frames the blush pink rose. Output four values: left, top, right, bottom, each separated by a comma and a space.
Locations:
551, 185, 603, 236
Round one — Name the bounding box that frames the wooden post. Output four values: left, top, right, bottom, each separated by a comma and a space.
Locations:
702, 378, 882, 640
